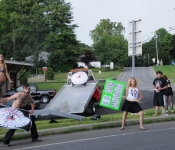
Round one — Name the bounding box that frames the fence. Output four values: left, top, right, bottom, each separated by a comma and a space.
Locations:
28, 74, 45, 83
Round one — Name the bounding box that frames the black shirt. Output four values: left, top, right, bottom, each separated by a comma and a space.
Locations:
152, 77, 167, 94
166, 79, 172, 88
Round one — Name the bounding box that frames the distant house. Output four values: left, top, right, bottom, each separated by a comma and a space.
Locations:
26, 51, 50, 63
77, 61, 101, 68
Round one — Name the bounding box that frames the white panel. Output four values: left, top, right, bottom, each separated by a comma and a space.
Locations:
128, 19, 142, 56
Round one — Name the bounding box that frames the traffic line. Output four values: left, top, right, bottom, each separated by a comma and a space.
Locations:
13, 127, 175, 150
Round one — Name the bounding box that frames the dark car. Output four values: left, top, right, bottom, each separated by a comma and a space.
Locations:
6, 84, 56, 103
5, 99, 40, 110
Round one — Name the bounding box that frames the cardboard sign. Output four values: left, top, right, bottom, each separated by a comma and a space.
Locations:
99, 79, 126, 110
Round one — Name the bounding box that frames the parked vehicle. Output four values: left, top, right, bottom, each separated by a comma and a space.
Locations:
101, 64, 110, 68
5, 99, 41, 110
44, 69, 102, 115
6, 84, 56, 103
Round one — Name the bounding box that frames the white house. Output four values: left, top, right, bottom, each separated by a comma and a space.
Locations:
77, 61, 101, 68
26, 51, 50, 63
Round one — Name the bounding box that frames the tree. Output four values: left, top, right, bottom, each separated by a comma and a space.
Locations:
156, 28, 173, 65
80, 50, 98, 67
0, 0, 79, 69
46, 68, 55, 80
141, 28, 173, 66
170, 34, 175, 60
90, 19, 129, 67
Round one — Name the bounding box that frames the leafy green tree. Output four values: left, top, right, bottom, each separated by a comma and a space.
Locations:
0, 0, 79, 68
156, 28, 173, 65
20, 69, 28, 84
90, 19, 129, 67
46, 68, 55, 80
170, 34, 175, 60
141, 28, 173, 66
80, 50, 98, 67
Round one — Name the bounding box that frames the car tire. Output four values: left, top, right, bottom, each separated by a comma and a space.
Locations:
41, 95, 50, 103
84, 102, 95, 115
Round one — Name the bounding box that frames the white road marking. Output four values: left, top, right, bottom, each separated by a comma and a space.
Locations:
13, 127, 175, 150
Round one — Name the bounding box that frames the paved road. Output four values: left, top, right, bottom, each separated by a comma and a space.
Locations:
38, 67, 175, 119
2, 121, 175, 150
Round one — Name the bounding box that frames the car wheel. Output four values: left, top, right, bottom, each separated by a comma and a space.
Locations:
41, 95, 50, 103
84, 102, 95, 115
90, 102, 95, 115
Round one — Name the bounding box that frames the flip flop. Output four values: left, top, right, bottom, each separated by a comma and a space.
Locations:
120, 127, 124, 130
140, 127, 146, 130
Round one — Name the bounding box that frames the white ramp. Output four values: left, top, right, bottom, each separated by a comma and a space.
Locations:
33, 110, 85, 121
44, 82, 97, 114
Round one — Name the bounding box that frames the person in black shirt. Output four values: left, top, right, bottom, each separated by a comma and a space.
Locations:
152, 71, 168, 116
162, 75, 174, 114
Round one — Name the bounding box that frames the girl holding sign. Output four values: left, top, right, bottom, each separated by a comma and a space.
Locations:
120, 77, 146, 130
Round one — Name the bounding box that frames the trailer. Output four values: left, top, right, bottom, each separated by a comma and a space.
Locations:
34, 69, 101, 120
45, 69, 100, 114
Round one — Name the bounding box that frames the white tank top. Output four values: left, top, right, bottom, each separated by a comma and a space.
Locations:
126, 87, 139, 101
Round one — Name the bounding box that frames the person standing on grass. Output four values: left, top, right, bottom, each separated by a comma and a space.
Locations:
0, 84, 42, 147
152, 71, 168, 116
162, 75, 174, 115
120, 77, 146, 130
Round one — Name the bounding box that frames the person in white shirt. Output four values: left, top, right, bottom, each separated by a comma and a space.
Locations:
120, 77, 145, 130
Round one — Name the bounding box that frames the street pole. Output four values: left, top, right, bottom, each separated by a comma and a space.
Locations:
132, 20, 135, 77
154, 32, 160, 70
128, 19, 142, 77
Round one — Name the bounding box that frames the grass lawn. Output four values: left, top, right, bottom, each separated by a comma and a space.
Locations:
29, 68, 123, 91
0, 107, 173, 137
36, 82, 65, 92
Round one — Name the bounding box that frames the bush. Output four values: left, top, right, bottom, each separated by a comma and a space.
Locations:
46, 68, 55, 80
20, 69, 28, 84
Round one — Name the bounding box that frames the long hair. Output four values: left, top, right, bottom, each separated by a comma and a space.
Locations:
162, 75, 168, 79
126, 77, 138, 88
0, 54, 6, 68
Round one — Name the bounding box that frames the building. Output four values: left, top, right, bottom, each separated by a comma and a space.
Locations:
77, 61, 101, 68
5, 60, 34, 91
26, 51, 50, 63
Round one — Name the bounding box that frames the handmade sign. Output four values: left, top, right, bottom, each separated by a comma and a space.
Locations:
99, 79, 126, 110
0, 105, 31, 132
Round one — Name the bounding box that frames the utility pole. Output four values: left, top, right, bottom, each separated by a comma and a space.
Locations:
128, 19, 142, 77
154, 32, 160, 70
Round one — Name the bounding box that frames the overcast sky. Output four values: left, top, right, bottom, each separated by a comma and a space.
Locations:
66, 0, 175, 46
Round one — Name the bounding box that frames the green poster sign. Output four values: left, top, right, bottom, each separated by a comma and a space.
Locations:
99, 78, 126, 110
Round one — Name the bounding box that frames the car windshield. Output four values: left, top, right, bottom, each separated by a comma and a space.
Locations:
16, 86, 23, 92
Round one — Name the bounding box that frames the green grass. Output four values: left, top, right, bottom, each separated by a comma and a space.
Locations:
0, 107, 172, 136
153, 65, 175, 83
29, 68, 123, 91
36, 82, 65, 92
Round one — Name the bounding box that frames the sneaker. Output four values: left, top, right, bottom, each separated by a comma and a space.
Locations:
171, 110, 174, 113
166, 112, 169, 116
3, 143, 9, 147
31, 139, 42, 142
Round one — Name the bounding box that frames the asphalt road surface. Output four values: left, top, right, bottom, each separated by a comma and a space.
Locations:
2, 121, 175, 150
96, 67, 175, 115
38, 67, 175, 119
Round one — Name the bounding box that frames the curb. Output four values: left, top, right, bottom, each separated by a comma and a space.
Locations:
0, 115, 174, 140
98, 68, 125, 81
151, 66, 156, 77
